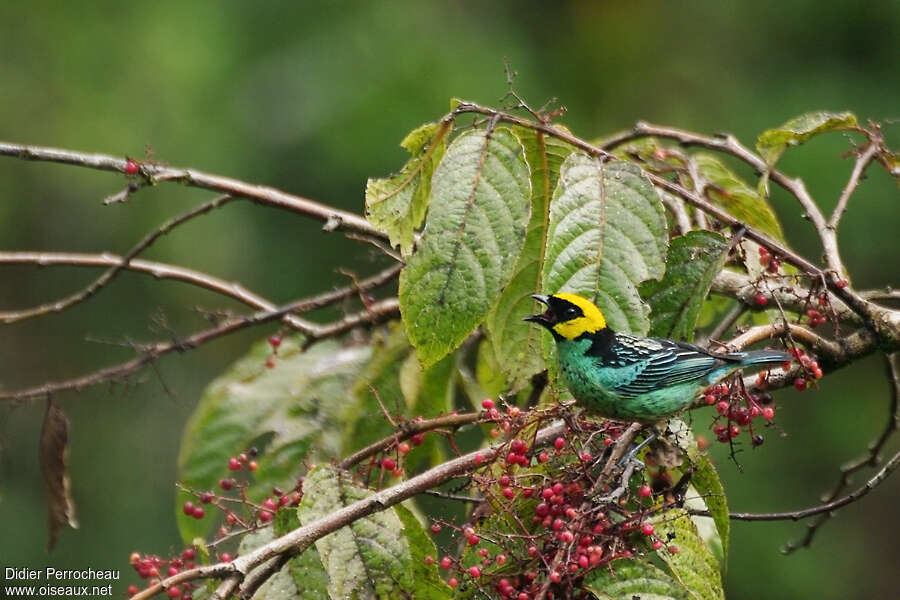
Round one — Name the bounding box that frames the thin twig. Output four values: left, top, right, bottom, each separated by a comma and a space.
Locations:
829, 143, 880, 229
0, 141, 385, 239
0, 296, 400, 401
0, 195, 237, 324
781, 353, 900, 553
701, 302, 747, 347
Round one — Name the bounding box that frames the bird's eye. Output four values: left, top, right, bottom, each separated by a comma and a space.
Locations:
565, 308, 578, 319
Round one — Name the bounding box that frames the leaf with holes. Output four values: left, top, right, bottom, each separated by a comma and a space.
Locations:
542, 154, 667, 335
366, 121, 452, 255
652, 509, 724, 600
400, 127, 531, 367
584, 560, 691, 600
486, 126, 575, 391
176, 337, 371, 543
756, 111, 858, 166
298, 465, 434, 599
640, 231, 729, 342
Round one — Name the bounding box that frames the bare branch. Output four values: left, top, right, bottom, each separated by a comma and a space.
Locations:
829, 142, 880, 229
0, 288, 400, 401
0, 141, 385, 239
0, 195, 238, 324
781, 353, 900, 552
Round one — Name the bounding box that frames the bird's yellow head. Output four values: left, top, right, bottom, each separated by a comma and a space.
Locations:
524, 293, 608, 340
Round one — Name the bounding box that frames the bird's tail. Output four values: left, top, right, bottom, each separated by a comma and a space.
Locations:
733, 349, 792, 366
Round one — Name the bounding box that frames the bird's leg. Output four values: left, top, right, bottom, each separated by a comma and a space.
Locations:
617, 429, 657, 468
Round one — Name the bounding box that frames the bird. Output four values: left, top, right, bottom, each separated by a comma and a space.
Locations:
525, 292, 791, 423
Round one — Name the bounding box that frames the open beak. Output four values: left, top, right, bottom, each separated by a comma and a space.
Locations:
524, 294, 554, 326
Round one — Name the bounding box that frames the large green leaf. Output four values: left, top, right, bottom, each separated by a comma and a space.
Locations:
394, 504, 452, 599
584, 559, 691, 600
486, 127, 575, 391
400, 127, 531, 367
298, 465, 427, 599
652, 509, 724, 600
640, 231, 729, 342
691, 154, 785, 241
343, 325, 412, 455
542, 154, 667, 335
689, 456, 730, 568
756, 111, 858, 166
176, 337, 371, 543
365, 121, 451, 256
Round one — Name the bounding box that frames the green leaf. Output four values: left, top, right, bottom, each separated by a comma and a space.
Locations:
274, 510, 330, 599
486, 126, 575, 391
692, 154, 784, 241
542, 154, 668, 335
651, 509, 724, 600
400, 127, 531, 367
689, 454, 730, 568
298, 465, 420, 599
640, 231, 729, 342
394, 504, 453, 599
365, 121, 451, 256
176, 337, 371, 543
756, 111, 858, 165
584, 559, 691, 600
343, 325, 412, 455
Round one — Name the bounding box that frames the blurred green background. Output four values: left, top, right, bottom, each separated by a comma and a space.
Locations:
1, 1, 897, 598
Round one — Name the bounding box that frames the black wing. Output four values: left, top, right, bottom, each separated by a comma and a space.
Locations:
596, 334, 735, 398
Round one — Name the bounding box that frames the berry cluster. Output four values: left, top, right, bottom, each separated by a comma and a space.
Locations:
706, 381, 774, 448
422, 413, 680, 598
265, 335, 282, 369
783, 346, 823, 391
127, 548, 198, 599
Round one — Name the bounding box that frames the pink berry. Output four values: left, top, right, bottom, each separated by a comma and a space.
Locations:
502, 487, 515, 499
424, 556, 435, 566
124, 159, 139, 175
637, 485, 652, 498
381, 457, 396, 470
467, 566, 481, 578
481, 398, 495, 409
410, 433, 425, 445
641, 523, 654, 535
762, 407, 775, 420
448, 577, 458, 588
554, 437, 566, 450
754, 293, 768, 307
398, 443, 410, 454
228, 458, 241, 471
268, 335, 282, 349
440, 556, 452, 569
258, 510, 273, 523
182, 501, 195, 516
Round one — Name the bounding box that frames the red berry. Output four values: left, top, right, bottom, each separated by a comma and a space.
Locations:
191, 506, 205, 519
538, 451, 550, 463
430, 523, 442, 533
467, 566, 481, 578
440, 556, 452, 569
228, 458, 241, 471
182, 548, 196, 560
652, 540, 663, 550
578, 555, 589, 568
835, 279, 848, 289
398, 443, 410, 454
754, 293, 768, 307
554, 437, 566, 450
604, 437, 613, 447
248, 460, 258, 471
762, 407, 775, 420
580, 452, 592, 462
716, 401, 729, 415
219, 478, 235, 490
704, 393, 716, 405
167, 586, 181, 598
381, 457, 396, 470
511, 439, 527, 454
410, 433, 425, 445
729, 425, 740, 438
560, 530, 574, 543
182, 501, 195, 516
268, 335, 282, 349
481, 398, 495, 409
794, 377, 807, 391
502, 487, 515, 499
448, 577, 458, 588
758, 246, 769, 256
496, 554, 507, 565
467, 534, 480, 546
637, 485, 652, 498
550, 571, 562, 583
668, 545, 680, 554
641, 523, 654, 535
262, 497, 278, 511
124, 159, 139, 175
424, 556, 435, 566
128, 585, 139, 596
199, 492, 213, 504
265, 357, 276, 369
